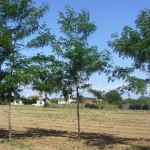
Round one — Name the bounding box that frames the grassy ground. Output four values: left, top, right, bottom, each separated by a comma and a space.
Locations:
0, 105, 150, 150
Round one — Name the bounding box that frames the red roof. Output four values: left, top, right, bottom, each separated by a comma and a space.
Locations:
83, 100, 94, 104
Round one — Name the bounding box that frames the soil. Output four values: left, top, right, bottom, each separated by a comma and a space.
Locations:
0, 105, 150, 150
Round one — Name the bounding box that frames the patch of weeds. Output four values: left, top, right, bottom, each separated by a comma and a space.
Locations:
10, 140, 34, 149
48, 113, 53, 118
0, 138, 6, 143
34, 113, 42, 118
56, 147, 66, 150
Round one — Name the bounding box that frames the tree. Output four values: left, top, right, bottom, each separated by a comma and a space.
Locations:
0, 0, 50, 140
108, 9, 150, 95
28, 53, 63, 99
51, 6, 111, 140
104, 90, 122, 105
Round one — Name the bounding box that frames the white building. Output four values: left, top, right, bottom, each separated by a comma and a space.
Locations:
57, 97, 76, 104
11, 100, 23, 105
28, 93, 45, 106
32, 100, 45, 106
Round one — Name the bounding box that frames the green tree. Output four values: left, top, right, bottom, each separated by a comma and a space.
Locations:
0, 0, 50, 140
108, 9, 150, 95
104, 90, 122, 105
28, 53, 63, 99
51, 6, 111, 140
138, 95, 150, 101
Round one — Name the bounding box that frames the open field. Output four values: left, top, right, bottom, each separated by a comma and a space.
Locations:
0, 105, 150, 150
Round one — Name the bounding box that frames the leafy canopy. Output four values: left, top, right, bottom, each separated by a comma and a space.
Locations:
108, 9, 150, 94
52, 6, 112, 98
88, 88, 105, 99
28, 54, 64, 97
0, 0, 50, 100
104, 90, 122, 105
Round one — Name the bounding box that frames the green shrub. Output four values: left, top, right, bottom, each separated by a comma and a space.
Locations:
143, 103, 150, 110
104, 90, 122, 105
98, 101, 119, 110
84, 103, 99, 109
51, 99, 58, 104
44, 102, 49, 108
2, 99, 9, 105
0, 98, 9, 105
10, 140, 33, 148
129, 103, 141, 110
21, 98, 36, 105
129, 98, 150, 110
45, 103, 57, 108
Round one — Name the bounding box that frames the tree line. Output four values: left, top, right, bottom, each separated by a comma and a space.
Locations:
87, 89, 150, 110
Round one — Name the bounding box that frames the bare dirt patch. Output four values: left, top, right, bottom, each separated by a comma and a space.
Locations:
0, 105, 150, 150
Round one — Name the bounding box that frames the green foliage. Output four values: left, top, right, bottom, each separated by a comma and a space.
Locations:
104, 90, 122, 105
119, 98, 135, 109
44, 102, 49, 108
21, 98, 36, 105
0, 0, 50, 101
129, 96, 150, 110
138, 95, 150, 101
77, 94, 84, 103
28, 54, 63, 96
88, 88, 105, 99
123, 98, 135, 104
84, 103, 99, 109
0, 98, 8, 105
10, 140, 33, 149
129, 102, 150, 110
108, 9, 150, 94
50, 5, 111, 100
84, 101, 119, 110
98, 101, 119, 110
51, 99, 58, 104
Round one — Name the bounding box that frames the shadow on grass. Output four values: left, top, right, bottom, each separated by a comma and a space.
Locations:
0, 128, 150, 150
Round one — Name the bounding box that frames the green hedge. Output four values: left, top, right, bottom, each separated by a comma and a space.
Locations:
129, 99, 150, 110
84, 103, 99, 109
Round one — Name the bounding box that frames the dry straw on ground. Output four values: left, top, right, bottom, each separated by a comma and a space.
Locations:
0, 105, 150, 150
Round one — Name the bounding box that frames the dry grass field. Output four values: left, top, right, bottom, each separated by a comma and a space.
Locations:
0, 105, 150, 150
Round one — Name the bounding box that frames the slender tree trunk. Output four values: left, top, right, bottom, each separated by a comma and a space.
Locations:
8, 39, 15, 141
76, 86, 80, 141
8, 99, 12, 141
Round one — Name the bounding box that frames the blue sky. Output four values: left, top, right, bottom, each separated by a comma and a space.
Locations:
22, 0, 150, 99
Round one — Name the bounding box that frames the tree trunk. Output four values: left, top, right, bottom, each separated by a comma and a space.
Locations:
8, 99, 12, 141
76, 86, 80, 141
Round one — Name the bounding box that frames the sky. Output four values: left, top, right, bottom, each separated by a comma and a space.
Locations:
22, 0, 150, 99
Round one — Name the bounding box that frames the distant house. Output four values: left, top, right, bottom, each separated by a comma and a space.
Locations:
83, 99, 103, 105
57, 97, 76, 104
28, 93, 45, 106
57, 98, 66, 104
11, 100, 23, 105
28, 93, 43, 101
83, 100, 94, 105
32, 100, 45, 106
